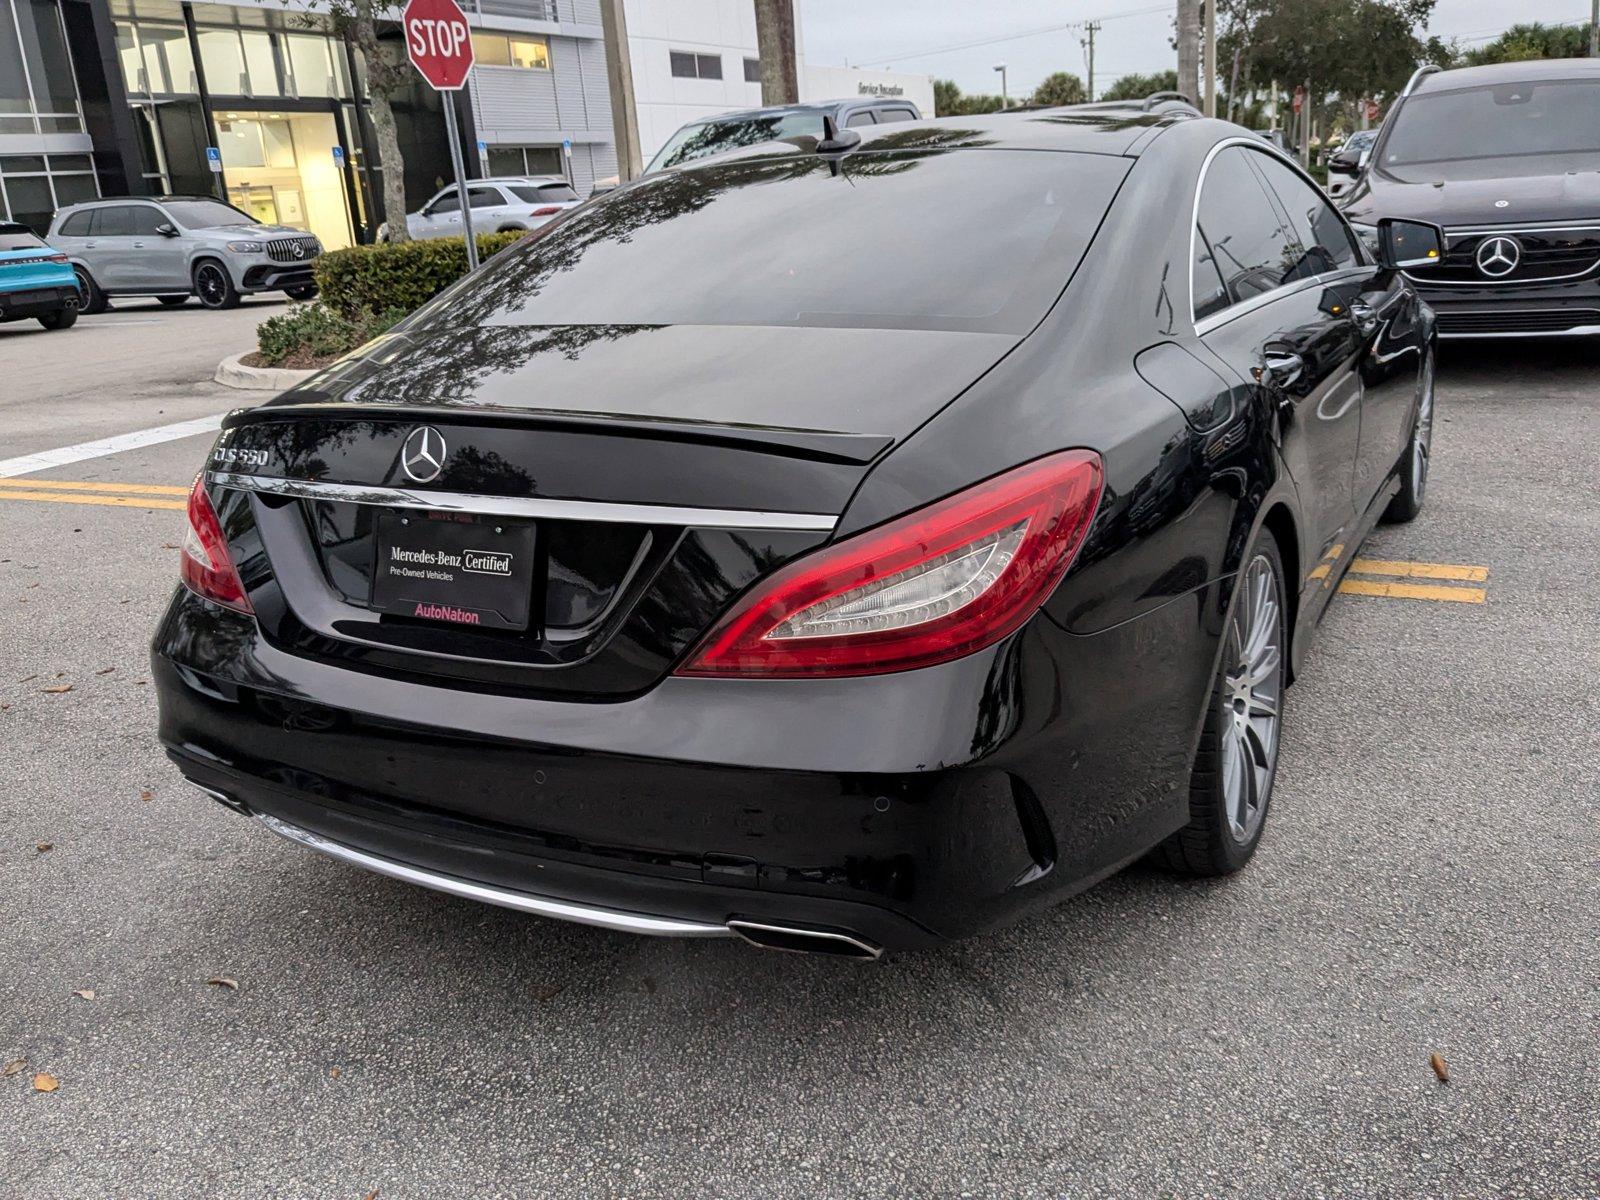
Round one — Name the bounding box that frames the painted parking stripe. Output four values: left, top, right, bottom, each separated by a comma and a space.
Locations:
1338, 577, 1487, 604
0, 414, 224, 479
0, 478, 190, 496
1348, 557, 1488, 582
0, 488, 186, 511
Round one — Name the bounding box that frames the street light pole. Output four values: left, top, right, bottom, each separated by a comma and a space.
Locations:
994, 62, 1008, 108
1203, 0, 1216, 116
1591, 0, 1598, 58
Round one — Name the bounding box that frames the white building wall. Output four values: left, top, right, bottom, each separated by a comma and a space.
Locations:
802, 65, 934, 121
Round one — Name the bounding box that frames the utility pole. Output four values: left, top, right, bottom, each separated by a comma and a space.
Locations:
994, 62, 1008, 107
1176, 0, 1199, 106
598, 0, 642, 181
1592, 0, 1598, 57
1081, 20, 1101, 102
753, 0, 799, 105
1203, 0, 1216, 116
1226, 47, 1241, 122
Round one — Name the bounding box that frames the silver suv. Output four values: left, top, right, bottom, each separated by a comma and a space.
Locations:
48, 196, 321, 312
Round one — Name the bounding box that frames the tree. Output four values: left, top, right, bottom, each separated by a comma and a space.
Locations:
1031, 71, 1087, 107
1217, 0, 1440, 105
1102, 70, 1180, 101
293, 1, 413, 243
752, 0, 799, 106
1462, 22, 1588, 65
933, 78, 963, 117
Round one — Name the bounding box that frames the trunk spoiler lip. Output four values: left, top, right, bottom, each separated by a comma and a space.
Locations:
222, 402, 895, 467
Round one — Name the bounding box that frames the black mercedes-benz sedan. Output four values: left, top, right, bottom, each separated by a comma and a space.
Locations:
1341, 58, 1600, 340
154, 110, 1440, 957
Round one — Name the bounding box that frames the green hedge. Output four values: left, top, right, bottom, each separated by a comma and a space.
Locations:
255, 302, 408, 366
313, 230, 528, 318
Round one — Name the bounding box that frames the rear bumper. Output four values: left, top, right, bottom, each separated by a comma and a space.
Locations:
0, 282, 77, 319
153, 583, 1210, 951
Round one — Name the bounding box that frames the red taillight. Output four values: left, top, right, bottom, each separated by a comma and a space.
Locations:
677, 449, 1103, 679
530, 205, 562, 216
179, 476, 252, 613
47, 252, 68, 263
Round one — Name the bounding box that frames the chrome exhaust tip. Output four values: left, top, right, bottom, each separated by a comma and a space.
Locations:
726, 919, 883, 960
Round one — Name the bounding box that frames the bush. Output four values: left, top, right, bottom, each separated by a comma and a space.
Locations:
255, 301, 407, 366
314, 230, 528, 318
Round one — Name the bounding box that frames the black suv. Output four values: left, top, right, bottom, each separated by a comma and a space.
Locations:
1341, 58, 1600, 340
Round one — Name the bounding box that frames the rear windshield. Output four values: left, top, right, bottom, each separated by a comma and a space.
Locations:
0, 229, 44, 250
162, 199, 255, 228
646, 113, 826, 172
508, 183, 579, 204
1384, 79, 1600, 166
416, 148, 1128, 335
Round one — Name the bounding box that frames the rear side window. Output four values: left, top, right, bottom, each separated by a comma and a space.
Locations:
57, 212, 92, 236
467, 186, 503, 209
877, 109, 916, 123
1249, 153, 1359, 273
1192, 146, 1298, 321
429, 190, 461, 214
846, 111, 876, 128
129, 206, 168, 235
0, 228, 44, 250
413, 148, 1130, 335
95, 206, 137, 236
508, 183, 579, 204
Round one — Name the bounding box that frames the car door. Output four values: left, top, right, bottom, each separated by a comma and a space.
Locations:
83, 204, 139, 291
1191, 145, 1364, 591
1249, 151, 1422, 515
466, 184, 507, 229
414, 187, 459, 239
125, 202, 190, 292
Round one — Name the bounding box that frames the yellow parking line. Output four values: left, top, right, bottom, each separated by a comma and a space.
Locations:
0, 488, 186, 511
0, 477, 190, 496
1338, 577, 1486, 604
1349, 557, 1488, 582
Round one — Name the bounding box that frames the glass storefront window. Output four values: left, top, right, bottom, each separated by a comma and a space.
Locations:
0, 157, 98, 234
0, 2, 29, 116
0, 0, 83, 131
284, 33, 347, 99
197, 27, 246, 94
239, 28, 280, 97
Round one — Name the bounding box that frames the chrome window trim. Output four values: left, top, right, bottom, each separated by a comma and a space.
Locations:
1188, 137, 1373, 337
208, 471, 838, 532
253, 810, 734, 938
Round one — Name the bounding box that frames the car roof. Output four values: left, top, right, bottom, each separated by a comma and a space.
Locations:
1414, 57, 1600, 94
456, 176, 573, 187
842, 106, 1197, 158
692, 98, 918, 123
0, 220, 39, 234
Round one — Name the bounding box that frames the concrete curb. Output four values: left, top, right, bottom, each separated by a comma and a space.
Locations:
214, 351, 316, 392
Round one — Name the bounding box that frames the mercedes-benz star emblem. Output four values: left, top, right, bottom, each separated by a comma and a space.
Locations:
290, 241, 305, 259
1476, 236, 1521, 278
401, 426, 446, 483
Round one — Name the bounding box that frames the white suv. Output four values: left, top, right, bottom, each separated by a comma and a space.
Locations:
398, 176, 581, 240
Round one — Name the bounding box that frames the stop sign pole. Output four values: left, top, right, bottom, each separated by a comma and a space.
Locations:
402, 0, 479, 270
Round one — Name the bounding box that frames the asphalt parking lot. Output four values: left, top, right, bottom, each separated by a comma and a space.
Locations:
1, 310, 1596, 1199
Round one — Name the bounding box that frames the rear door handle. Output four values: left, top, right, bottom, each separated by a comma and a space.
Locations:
1254, 351, 1304, 387
1348, 300, 1379, 335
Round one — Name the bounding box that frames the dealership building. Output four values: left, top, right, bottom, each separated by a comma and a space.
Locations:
0, 0, 928, 246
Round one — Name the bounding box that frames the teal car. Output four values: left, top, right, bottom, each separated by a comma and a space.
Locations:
0, 222, 80, 330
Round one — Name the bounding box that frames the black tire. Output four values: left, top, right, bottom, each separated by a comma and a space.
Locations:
74, 267, 108, 315
38, 306, 78, 330
193, 260, 240, 310
284, 284, 318, 301
157, 295, 189, 307
1154, 535, 1288, 876
1382, 344, 1435, 525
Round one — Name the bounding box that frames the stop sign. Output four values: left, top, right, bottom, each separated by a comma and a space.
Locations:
403, 0, 474, 91
1365, 98, 1381, 122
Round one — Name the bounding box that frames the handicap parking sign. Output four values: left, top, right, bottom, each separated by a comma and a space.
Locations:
205, 146, 222, 173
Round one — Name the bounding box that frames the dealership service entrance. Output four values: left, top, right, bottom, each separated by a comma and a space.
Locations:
214, 109, 355, 249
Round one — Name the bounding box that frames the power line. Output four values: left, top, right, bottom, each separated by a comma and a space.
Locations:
867, 2, 1170, 68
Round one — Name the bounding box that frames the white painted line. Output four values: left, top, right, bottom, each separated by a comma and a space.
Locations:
0, 414, 225, 478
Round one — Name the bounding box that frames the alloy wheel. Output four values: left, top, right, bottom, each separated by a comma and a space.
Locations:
197, 265, 226, 307
1413, 350, 1435, 501
1219, 554, 1283, 844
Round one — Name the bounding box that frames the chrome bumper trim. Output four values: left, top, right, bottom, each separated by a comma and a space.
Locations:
254, 811, 734, 939
209, 471, 837, 532
1437, 324, 1600, 340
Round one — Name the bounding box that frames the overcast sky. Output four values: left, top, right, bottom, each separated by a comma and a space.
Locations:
799, 0, 1594, 101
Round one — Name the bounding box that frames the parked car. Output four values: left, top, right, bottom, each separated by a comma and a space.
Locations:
50, 196, 320, 312
394, 176, 581, 240
1325, 129, 1377, 199
643, 98, 923, 174
1256, 128, 1290, 152
155, 109, 1439, 957
1341, 58, 1600, 338
0, 221, 79, 330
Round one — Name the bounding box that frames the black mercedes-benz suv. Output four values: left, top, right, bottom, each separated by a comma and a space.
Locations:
1341, 58, 1600, 340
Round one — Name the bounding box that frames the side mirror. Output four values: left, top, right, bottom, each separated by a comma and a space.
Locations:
1377, 217, 1444, 270
155, 222, 179, 237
